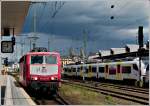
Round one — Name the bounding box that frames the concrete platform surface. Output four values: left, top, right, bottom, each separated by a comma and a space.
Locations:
1, 75, 36, 105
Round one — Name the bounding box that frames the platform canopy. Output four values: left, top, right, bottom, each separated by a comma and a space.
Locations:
1, 1, 30, 36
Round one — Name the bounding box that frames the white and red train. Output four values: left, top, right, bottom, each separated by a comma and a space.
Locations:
19, 49, 61, 92
63, 58, 149, 87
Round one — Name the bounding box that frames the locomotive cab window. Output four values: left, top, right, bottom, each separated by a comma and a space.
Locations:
45, 55, 57, 64
133, 64, 138, 71
31, 55, 43, 64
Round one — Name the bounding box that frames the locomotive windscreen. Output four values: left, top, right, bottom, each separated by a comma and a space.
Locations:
31, 55, 57, 64
45, 55, 57, 64
31, 56, 43, 64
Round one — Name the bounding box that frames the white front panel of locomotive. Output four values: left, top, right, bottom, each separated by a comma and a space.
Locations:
30, 65, 58, 75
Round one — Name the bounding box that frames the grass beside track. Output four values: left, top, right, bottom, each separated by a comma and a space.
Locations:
59, 83, 141, 105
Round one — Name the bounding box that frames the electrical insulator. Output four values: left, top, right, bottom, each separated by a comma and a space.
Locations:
110, 16, 114, 19
111, 5, 114, 8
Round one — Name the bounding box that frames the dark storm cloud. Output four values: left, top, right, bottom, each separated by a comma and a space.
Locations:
22, 0, 149, 55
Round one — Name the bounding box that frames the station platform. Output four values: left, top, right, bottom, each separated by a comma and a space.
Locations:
0, 74, 36, 105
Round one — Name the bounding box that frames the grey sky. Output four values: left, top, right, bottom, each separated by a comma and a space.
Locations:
6, 0, 150, 61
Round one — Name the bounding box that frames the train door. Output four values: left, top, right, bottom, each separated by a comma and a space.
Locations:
84, 66, 88, 78
92, 66, 97, 80
88, 65, 92, 79
98, 66, 105, 79
77, 67, 80, 78
75, 66, 77, 78
96, 65, 99, 79
70, 67, 73, 77
67, 67, 70, 77
108, 64, 117, 80
72, 67, 76, 78
116, 64, 122, 80
104, 65, 109, 79
80, 65, 83, 78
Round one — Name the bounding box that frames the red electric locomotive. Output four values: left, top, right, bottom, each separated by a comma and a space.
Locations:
19, 48, 61, 92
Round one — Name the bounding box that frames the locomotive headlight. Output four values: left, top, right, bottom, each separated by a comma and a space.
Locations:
51, 77, 54, 80
34, 77, 38, 80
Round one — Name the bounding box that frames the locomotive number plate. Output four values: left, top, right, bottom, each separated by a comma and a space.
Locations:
41, 68, 47, 73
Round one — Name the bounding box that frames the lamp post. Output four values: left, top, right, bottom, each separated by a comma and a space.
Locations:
138, 26, 144, 87
28, 36, 39, 50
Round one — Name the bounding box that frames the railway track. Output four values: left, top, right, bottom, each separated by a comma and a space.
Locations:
54, 93, 70, 105
83, 81, 149, 94
22, 84, 70, 105
62, 80, 149, 105
11, 75, 70, 105
34, 92, 70, 105
65, 79, 149, 94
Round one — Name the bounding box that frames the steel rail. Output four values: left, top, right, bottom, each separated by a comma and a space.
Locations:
63, 80, 149, 105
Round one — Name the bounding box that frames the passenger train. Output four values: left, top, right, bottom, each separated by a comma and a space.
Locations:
63, 58, 149, 87
19, 48, 61, 92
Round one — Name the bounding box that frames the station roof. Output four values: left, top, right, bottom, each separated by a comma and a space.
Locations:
97, 49, 149, 60
99, 50, 110, 57
125, 44, 139, 52
1, 1, 30, 35
110, 48, 126, 55
89, 44, 149, 61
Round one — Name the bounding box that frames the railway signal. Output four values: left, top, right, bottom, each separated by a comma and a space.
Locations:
1, 41, 14, 53
4, 57, 8, 66
11, 36, 16, 45
138, 26, 143, 48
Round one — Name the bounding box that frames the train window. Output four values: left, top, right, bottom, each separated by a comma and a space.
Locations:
92, 67, 97, 72
84, 67, 88, 73
122, 66, 131, 73
99, 67, 104, 73
133, 64, 138, 71
31, 56, 43, 64
77, 68, 80, 72
73, 68, 76, 72
66, 68, 69, 72
45, 55, 57, 64
146, 65, 149, 71
109, 66, 116, 74
64, 68, 67, 72
68, 69, 71, 72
